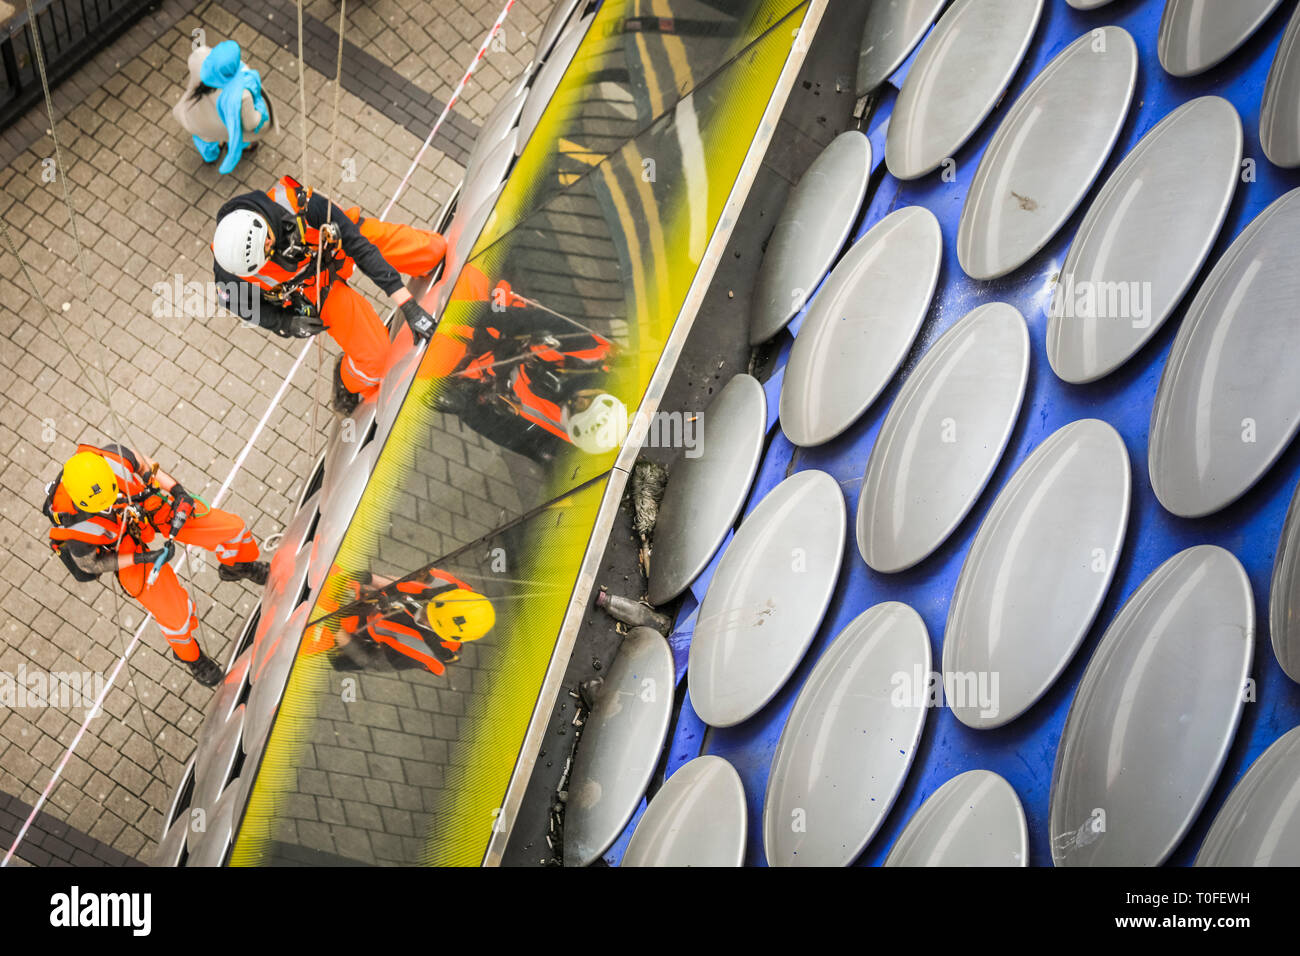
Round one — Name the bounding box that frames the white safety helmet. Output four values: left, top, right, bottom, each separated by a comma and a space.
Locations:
212, 208, 271, 276
563, 392, 627, 455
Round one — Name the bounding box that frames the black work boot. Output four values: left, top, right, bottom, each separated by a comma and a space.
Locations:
218, 560, 269, 585
331, 355, 361, 416
187, 653, 223, 688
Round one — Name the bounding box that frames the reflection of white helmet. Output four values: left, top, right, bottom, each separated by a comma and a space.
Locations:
213, 209, 271, 276
563, 393, 627, 454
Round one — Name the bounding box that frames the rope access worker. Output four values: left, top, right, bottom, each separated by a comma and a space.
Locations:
43, 442, 268, 687
331, 569, 495, 676
211, 174, 443, 415
441, 300, 628, 463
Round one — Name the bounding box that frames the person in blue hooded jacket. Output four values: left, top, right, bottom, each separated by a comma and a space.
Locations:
172, 40, 275, 174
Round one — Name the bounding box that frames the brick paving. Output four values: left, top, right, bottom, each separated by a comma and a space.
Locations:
0, 0, 551, 864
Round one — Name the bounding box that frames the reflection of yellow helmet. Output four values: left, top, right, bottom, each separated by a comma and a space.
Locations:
63, 452, 118, 512
425, 589, 495, 642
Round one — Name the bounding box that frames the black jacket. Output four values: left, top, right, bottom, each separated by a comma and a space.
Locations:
213, 188, 404, 335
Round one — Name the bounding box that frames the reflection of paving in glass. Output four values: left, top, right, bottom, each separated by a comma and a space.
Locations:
486, 0, 805, 245
375, 409, 531, 578
272, 572, 507, 865
267, 664, 478, 865
266, 411, 529, 865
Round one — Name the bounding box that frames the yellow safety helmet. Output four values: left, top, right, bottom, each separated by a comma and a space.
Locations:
63, 452, 118, 513
425, 589, 495, 642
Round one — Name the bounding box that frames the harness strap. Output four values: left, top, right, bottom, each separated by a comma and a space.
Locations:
263, 177, 348, 307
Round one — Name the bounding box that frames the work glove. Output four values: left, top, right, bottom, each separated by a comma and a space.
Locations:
139, 540, 176, 586
168, 485, 196, 537
400, 299, 435, 342
285, 310, 328, 338
373, 590, 403, 615
356, 576, 400, 613
133, 539, 175, 570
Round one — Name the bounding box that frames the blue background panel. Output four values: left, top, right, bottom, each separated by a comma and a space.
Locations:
616, 0, 1300, 867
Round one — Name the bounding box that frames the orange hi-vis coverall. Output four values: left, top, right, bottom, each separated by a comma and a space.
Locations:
339, 569, 477, 675
46, 444, 260, 662
214, 175, 447, 396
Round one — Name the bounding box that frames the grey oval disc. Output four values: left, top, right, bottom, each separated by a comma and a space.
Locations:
323, 396, 377, 492
163, 755, 196, 830
297, 451, 324, 513
154, 817, 190, 867
189, 703, 245, 853
564, 627, 675, 867
942, 419, 1130, 729
185, 780, 239, 868
886, 0, 1043, 181
275, 489, 321, 564
763, 602, 931, 867
779, 205, 942, 447
1196, 726, 1300, 866
244, 603, 309, 758
516, 14, 591, 157
1268, 477, 1300, 683
750, 131, 872, 345
858, 302, 1029, 574
373, 338, 424, 439
1158, 0, 1284, 78
226, 603, 261, 673
884, 769, 1028, 866
253, 545, 311, 678
957, 26, 1137, 280
197, 647, 250, 754
235, 715, 270, 815
1149, 187, 1300, 518
534, 0, 583, 65
1046, 96, 1242, 384
1262, 3, 1300, 168
459, 127, 518, 225
856, 0, 948, 97
464, 70, 530, 179
1050, 545, 1254, 867
437, 182, 508, 314
308, 444, 379, 591
622, 756, 747, 867
689, 470, 847, 729
647, 374, 767, 606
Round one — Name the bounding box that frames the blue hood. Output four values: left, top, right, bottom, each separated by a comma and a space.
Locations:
200, 41, 269, 174
199, 40, 244, 87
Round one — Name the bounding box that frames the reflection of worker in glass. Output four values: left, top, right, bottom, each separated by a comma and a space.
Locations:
333, 568, 494, 676
430, 266, 628, 463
